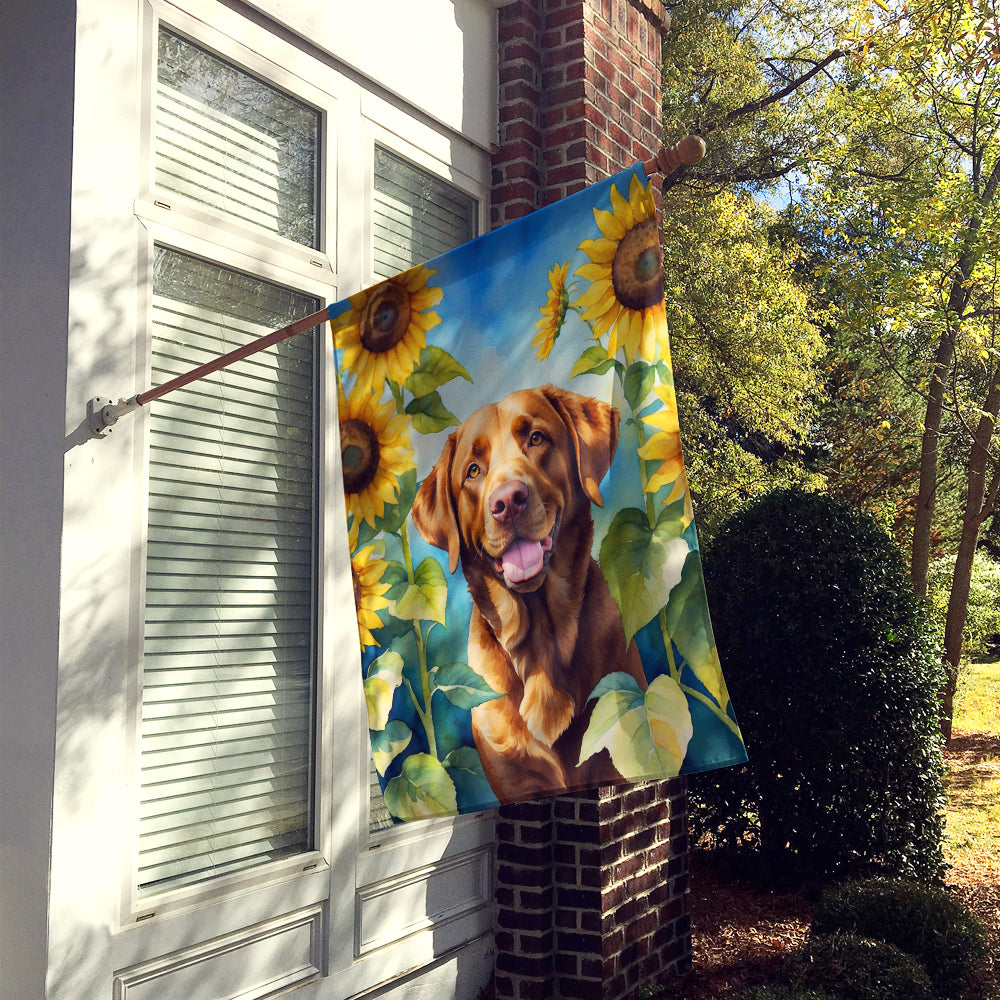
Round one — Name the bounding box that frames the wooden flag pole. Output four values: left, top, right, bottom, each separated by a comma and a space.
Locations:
88, 305, 333, 437
87, 137, 705, 438
642, 134, 706, 177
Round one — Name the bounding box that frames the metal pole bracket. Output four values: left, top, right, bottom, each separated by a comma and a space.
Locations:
88, 396, 139, 438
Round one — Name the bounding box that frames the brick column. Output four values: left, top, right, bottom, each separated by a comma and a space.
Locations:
490, 4, 691, 999
492, 0, 669, 227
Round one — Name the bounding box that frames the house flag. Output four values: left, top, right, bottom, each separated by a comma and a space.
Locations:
332, 163, 747, 821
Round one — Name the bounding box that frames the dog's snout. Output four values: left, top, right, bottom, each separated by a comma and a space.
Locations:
490, 480, 529, 524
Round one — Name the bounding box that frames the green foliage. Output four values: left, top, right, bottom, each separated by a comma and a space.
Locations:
811, 878, 988, 999
927, 550, 1000, 659
658, 2, 836, 537
791, 934, 934, 1000
664, 185, 827, 537
732, 987, 837, 1000
693, 488, 947, 882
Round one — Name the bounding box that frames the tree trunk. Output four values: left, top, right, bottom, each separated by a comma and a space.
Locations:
910, 330, 955, 598
941, 377, 1000, 741
910, 160, 1000, 597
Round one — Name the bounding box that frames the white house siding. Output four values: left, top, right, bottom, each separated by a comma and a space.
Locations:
0, 1, 499, 998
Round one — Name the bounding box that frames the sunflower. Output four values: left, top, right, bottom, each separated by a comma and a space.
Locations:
532, 262, 572, 361
638, 382, 687, 505
352, 542, 392, 648
575, 173, 669, 363
338, 380, 415, 528
332, 264, 443, 393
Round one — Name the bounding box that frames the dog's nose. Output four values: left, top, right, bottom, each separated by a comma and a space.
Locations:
490, 480, 529, 524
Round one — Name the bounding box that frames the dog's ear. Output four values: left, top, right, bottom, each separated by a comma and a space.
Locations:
411, 434, 462, 573
542, 384, 618, 507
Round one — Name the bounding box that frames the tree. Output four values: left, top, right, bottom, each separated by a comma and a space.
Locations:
804, 0, 1000, 736
659, 1, 846, 534
661, 187, 825, 534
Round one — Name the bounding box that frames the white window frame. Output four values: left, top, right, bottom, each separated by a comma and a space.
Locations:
123, 0, 341, 932
109, 1, 496, 992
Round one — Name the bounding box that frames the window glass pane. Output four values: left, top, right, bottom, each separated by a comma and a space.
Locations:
156, 28, 320, 248
373, 146, 477, 279
139, 246, 318, 895
368, 150, 477, 832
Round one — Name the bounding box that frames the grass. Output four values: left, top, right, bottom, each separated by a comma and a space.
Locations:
945, 660, 1000, 870
956, 658, 1000, 733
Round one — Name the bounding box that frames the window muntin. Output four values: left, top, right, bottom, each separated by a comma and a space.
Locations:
138, 246, 319, 896
156, 27, 321, 248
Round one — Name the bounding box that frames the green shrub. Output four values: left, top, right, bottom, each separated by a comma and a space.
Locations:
811, 878, 988, 999
792, 933, 934, 1000
693, 489, 947, 882
732, 987, 838, 1000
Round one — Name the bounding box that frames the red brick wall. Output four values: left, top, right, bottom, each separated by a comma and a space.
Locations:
489, 5, 690, 997
492, 0, 668, 228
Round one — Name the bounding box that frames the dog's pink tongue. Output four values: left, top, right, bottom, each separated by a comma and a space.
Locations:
501, 537, 545, 583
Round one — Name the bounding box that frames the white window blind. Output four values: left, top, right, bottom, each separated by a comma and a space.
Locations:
368, 148, 477, 832
155, 27, 320, 248
372, 146, 477, 279
138, 248, 319, 896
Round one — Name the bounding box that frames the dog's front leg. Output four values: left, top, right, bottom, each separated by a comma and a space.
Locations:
471, 699, 568, 804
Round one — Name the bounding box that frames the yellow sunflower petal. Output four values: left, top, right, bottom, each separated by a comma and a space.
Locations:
576, 280, 618, 309
638, 308, 658, 362
578, 237, 618, 265
621, 309, 644, 363
605, 312, 627, 355
576, 259, 616, 282
610, 181, 636, 230
629, 173, 654, 223
593, 206, 627, 242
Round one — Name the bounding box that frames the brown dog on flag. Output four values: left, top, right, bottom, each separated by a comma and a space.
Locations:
411, 384, 646, 803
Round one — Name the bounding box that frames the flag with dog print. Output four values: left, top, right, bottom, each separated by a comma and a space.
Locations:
332, 163, 747, 821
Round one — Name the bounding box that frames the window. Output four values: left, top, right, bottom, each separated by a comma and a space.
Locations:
372, 145, 477, 278
155, 28, 320, 247
136, 26, 323, 897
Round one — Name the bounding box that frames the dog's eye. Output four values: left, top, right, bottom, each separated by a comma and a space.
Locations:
466, 463, 481, 481
528, 430, 546, 446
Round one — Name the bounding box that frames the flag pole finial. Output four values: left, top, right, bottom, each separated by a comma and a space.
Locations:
643, 135, 706, 177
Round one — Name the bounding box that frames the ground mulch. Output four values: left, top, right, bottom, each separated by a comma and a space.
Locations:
669, 733, 1000, 1000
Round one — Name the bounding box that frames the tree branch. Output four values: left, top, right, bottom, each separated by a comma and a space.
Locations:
705, 49, 848, 132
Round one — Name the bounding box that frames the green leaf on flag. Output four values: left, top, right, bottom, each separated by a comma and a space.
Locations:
577, 673, 692, 779
431, 661, 504, 710
405, 390, 459, 434
570, 345, 622, 379
623, 361, 656, 412
404, 345, 472, 398
598, 506, 689, 642
364, 650, 405, 731
394, 556, 448, 625
370, 720, 412, 775
665, 552, 730, 712
383, 752, 458, 820
443, 746, 497, 810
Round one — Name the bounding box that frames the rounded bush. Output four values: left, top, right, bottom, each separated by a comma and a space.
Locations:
693, 489, 946, 882
793, 933, 934, 1000
732, 987, 837, 1000
812, 878, 988, 999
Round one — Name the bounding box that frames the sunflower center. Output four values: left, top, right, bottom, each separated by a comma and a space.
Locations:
611, 218, 663, 311
341, 418, 381, 494
360, 283, 413, 353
